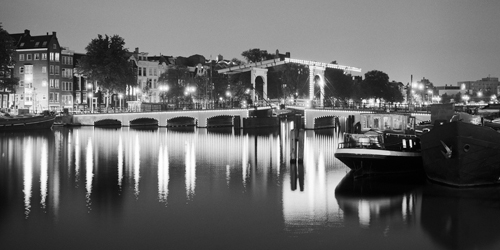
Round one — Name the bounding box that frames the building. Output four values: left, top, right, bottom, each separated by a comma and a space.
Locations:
0, 66, 14, 109
9, 29, 71, 112
458, 76, 499, 97
128, 48, 168, 103
435, 84, 462, 96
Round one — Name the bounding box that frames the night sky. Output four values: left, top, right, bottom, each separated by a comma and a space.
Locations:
2, 0, 499, 86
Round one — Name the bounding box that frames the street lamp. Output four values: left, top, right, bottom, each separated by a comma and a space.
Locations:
226, 90, 232, 108
118, 93, 123, 111
185, 86, 196, 109
463, 94, 470, 105
159, 85, 169, 103
88, 93, 94, 113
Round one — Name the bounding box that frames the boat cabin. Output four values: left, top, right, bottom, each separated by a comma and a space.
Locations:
360, 113, 416, 134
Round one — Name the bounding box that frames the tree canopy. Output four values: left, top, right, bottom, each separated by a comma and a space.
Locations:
241, 49, 275, 63
0, 24, 19, 92
77, 34, 136, 93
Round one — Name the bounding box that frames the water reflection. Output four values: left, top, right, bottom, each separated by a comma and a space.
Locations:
3, 125, 500, 249
282, 129, 346, 233
421, 183, 500, 250
335, 172, 424, 229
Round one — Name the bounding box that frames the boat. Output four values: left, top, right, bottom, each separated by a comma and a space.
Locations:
0, 112, 56, 131
420, 112, 500, 187
334, 112, 423, 177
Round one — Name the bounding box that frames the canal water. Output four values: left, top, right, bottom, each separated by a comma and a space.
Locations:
1, 121, 500, 250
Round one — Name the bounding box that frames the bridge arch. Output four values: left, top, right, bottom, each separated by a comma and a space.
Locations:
207, 115, 235, 127
251, 68, 268, 102
167, 116, 197, 127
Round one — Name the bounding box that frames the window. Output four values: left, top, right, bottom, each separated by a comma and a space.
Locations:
53, 44, 57, 49
154, 68, 157, 76
138, 67, 142, 76
55, 53, 60, 62
49, 79, 54, 88
55, 79, 60, 89
34, 53, 40, 60
25, 65, 33, 74
62, 68, 73, 78
62, 95, 73, 105
27, 54, 32, 60
42, 66, 47, 73
19, 66, 24, 74
50, 53, 54, 61
19, 80, 24, 87
62, 81, 73, 91
42, 41, 47, 47
55, 66, 59, 75
42, 53, 47, 60
50, 65, 54, 75
42, 79, 47, 87
19, 54, 25, 61
35, 42, 40, 47
142, 68, 146, 76
149, 68, 152, 76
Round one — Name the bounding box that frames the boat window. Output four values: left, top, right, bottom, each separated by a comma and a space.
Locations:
383, 117, 390, 129
393, 117, 402, 130
373, 117, 380, 129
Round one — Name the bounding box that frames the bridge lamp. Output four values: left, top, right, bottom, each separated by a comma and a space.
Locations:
477, 91, 483, 97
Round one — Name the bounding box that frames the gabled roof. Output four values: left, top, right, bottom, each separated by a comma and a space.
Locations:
9, 30, 56, 50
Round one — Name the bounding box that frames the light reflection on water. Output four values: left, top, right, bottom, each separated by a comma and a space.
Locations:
1, 125, 500, 249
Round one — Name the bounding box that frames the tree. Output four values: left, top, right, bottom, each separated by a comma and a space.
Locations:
77, 34, 136, 94
360, 70, 390, 100
324, 67, 354, 101
158, 66, 189, 103
0, 24, 19, 92
241, 49, 274, 63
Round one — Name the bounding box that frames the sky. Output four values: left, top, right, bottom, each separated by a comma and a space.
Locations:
2, 0, 500, 86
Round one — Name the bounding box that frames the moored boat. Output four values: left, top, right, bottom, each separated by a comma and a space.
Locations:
334, 112, 423, 177
0, 113, 56, 131
420, 119, 500, 187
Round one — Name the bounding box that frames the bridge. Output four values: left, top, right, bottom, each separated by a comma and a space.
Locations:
72, 108, 250, 127
71, 106, 431, 132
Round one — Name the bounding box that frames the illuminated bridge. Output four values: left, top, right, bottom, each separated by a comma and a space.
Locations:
72, 108, 251, 128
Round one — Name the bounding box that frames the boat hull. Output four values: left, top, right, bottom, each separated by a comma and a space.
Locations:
420, 121, 500, 186
0, 115, 55, 131
335, 148, 423, 176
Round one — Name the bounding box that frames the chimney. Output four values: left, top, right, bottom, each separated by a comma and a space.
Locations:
135, 47, 139, 53
24, 29, 30, 36
52, 31, 56, 36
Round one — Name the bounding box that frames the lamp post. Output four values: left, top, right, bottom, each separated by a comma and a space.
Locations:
87, 83, 93, 112
185, 86, 196, 109
88, 93, 94, 113
118, 94, 123, 112
159, 85, 169, 103
463, 94, 470, 105
226, 90, 232, 108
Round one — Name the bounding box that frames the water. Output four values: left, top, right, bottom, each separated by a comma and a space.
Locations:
1, 122, 500, 250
